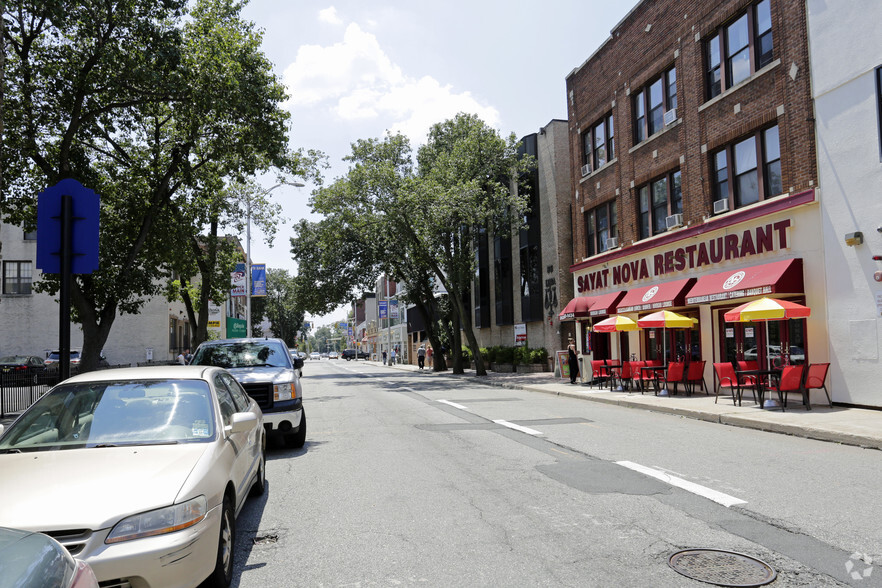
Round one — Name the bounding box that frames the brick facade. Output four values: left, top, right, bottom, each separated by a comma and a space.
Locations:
567, 0, 816, 260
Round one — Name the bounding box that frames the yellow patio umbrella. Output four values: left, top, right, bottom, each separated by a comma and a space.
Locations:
592, 315, 638, 332
638, 310, 696, 365
724, 297, 811, 370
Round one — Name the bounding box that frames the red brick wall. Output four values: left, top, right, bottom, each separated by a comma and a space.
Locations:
566, 0, 816, 262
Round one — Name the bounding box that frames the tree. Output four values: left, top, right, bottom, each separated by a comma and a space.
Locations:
262, 268, 305, 347
1, 0, 293, 369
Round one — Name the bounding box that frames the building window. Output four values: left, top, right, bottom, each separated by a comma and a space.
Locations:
706, 0, 773, 100
581, 113, 615, 172
637, 170, 682, 240
474, 228, 491, 328
633, 66, 677, 142
2, 261, 32, 295
712, 125, 781, 211
584, 201, 617, 256
494, 234, 513, 326
23, 230, 37, 240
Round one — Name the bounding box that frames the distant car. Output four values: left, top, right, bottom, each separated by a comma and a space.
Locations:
743, 345, 806, 365
0, 365, 266, 588
0, 355, 47, 374
328, 351, 339, 360
310, 352, 320, 360
44, 349, 109, 369
191, 338, 306, 449
0, 526, 98, 588
320, 352, 329, 359
341, 349, 369, 360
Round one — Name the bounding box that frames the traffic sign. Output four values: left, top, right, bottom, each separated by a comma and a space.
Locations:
36, 179, 100, 274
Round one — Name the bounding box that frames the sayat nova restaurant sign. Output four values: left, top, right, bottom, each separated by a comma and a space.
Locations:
578, 220, 791, 293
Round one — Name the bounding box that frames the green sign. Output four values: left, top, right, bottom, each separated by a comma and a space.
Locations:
227, 317, 247, 338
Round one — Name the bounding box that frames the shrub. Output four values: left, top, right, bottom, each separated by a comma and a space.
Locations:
461, 346, 473, 362
531, 348, 548, 364
495, 346, 515, 364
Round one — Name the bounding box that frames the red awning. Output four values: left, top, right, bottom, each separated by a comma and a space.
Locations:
587, 291, 627, 317
558, 296, 593, 321
616, 277, 697, 313
685, 258, 804, 304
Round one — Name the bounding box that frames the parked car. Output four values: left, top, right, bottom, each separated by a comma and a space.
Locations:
44, 349, 109, 369
191, 338, 306, 449
328, 351, 339, 360
310, 352, 321, 360
0, 526, 98, 588
0, 365, 266, 588
341, 349, 369, 360
0, 355, 48, 374
744, 345, 806, 364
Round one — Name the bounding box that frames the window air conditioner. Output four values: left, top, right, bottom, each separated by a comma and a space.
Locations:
665, 213, 683, 230
663, 108, 677, 126
581, 163, 592, 177
605, 237, 618, 249
713, 199, 730, 214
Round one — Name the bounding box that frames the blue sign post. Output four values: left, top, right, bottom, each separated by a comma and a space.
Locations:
36, 179, 100, 380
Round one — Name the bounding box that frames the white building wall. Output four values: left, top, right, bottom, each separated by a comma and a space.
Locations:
808, 0, 882, 406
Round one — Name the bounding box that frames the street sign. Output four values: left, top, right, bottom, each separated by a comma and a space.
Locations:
36, 179, 100, 274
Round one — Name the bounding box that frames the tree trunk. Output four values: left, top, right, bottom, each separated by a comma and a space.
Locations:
71, 277, 116, 372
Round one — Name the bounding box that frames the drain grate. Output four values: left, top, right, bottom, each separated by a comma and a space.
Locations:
668, 549, 777, 587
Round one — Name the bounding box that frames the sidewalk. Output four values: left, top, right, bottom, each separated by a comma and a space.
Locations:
376, 360, 882, 451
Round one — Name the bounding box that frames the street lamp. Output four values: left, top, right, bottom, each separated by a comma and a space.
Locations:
246, 180, 305, 338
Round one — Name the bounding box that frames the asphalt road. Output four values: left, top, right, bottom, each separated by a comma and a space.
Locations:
231, 359, 880, 587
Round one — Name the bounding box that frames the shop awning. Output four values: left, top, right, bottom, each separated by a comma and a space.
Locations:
615, 277, 697, 313
685, 258, 804, 304
588, 291, 627, 317
558, 296, 593, 321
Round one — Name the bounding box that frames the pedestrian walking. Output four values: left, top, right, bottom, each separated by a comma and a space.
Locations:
382, 350, 387, 365
427, 346, 433, 368
177, 349, 188, 365
417, 344, 426, 369
391, 347, 397, 365
567, 339, 580, 384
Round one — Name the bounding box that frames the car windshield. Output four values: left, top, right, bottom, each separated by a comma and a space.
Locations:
48, 351, 79, 360
191, 342, 290, 369
0, 379, 215, 452
0, 356, 30, 363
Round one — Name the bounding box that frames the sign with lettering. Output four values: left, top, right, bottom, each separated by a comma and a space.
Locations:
577, 220, 791, 293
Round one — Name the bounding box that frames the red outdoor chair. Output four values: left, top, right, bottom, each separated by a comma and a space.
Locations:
590, 360, 609, 387
804, 363, 832, 408
765, 364, 806, 411
736, 360, 760, 403
713, 362, 742, 405
685, 361, 708, 396
657, 362, 685, 395
612, 361, 635, 391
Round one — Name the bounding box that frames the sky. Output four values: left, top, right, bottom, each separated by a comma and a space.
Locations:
238, 0, 636, 327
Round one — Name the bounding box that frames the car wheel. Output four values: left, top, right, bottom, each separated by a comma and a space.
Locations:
249, 443, 266, 498
284, 409, 306, 449
204, 494, 235, 588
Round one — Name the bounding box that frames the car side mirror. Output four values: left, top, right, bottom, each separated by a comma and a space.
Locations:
293, 357, 304, 369
226, 412, 258, 435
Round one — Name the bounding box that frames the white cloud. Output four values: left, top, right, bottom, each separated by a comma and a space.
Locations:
282, 23, 499, 145
318, 6, 342, 25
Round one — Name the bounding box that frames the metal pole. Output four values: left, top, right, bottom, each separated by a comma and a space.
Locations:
246, 196, 252, 338
59, 194, 72, 381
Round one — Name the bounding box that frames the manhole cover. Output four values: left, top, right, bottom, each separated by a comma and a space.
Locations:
668, 549, 776, 587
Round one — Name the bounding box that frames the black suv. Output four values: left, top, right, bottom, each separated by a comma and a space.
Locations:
341, 349, 369, 360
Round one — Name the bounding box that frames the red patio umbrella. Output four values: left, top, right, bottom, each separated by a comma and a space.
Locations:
592, 315, 638, 332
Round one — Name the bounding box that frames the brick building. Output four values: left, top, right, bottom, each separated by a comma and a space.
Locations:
562, 0, 830, 400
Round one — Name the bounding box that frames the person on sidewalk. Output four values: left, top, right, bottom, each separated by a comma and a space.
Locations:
427, 346, 433, 368
391, 347, 397, 365
567, 339, 580, 384
417, 344, 426, 369
382, 350, 387, 365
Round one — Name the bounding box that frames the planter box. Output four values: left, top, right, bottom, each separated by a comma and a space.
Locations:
516, 363, 548, 373
491, 362, 516, 373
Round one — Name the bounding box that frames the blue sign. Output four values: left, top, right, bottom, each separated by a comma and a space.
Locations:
251, 264, 266, 297
36, 179, 100, 274
379, 300, 388, 319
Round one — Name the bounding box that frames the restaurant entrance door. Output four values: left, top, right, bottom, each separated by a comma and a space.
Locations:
719, 304, 808, 368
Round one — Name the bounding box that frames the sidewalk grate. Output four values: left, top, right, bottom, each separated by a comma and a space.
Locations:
668, 549, 776, 586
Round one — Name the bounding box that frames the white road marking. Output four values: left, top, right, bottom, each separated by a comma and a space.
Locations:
615, 461, 747, 508
493, 420, 543, 436
438, 399, 470, 411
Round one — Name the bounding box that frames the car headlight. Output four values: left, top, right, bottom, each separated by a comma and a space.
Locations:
106, 496, 207, 544
273, 382, 297, 401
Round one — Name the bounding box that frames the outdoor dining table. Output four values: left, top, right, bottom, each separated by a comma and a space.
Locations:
603, 360, 623, 390
735, 368, 782, 408
638, 365, 668, 393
